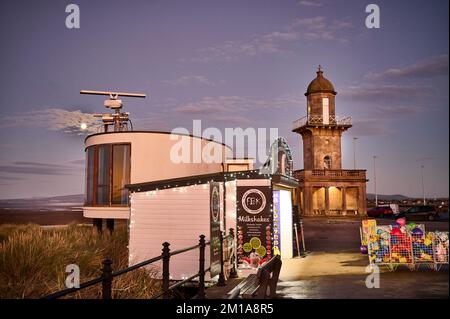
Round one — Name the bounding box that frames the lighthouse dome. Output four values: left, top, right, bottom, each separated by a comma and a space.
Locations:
305, 66, 336, 96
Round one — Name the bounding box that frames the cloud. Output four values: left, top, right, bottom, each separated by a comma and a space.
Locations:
161, 75, 216, 86
0, 161, 82, 176
416, 156, 434, 162
175, 96, 256, 114
189, 16, 352, 62
208, 115, 252, 126
340, 84, 434, 102
348, 119, 394, 136
1, 108, 100, 135
366, 54, 449, 81
171, 94, 304, 128
340, 84, 432, 123
0, 175, 25, 181
67, 159, 85, 166
371, 105, 426, 117
174, 94, 303, 115
0, 144, 17, 150
338, 54, 449, 133
298, 0, 322, 7
289, 17, 352, 42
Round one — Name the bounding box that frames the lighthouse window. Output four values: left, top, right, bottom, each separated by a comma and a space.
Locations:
324, 155, 332, 169
85, 143, 131, 206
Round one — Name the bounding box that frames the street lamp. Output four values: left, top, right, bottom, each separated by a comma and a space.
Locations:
353, 137, 358, 169
373, 155, 378, 207
421, 165, 426, 205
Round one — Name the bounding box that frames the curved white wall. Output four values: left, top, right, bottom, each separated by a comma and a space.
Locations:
83, 131, 232, 219
85, 131, 232, 184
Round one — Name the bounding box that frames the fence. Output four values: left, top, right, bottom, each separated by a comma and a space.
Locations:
44, 229, 237, 299
361, 221, 449, 271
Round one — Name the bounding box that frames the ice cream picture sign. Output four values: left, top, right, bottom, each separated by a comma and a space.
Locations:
236, 185, 273, 268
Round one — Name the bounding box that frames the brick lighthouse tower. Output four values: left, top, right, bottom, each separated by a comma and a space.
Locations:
292, 66, 367, 216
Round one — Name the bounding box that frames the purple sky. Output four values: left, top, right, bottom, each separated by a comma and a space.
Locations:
0, 0, 448, 199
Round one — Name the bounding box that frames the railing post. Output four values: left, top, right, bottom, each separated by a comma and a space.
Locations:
217, 231, 226, 286
198, 234, 206, 299
228, 228, 238, 279
162, 242, 171, 299
101, 259, 113, 299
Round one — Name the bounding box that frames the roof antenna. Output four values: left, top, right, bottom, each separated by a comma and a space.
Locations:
80, 90, 146, 132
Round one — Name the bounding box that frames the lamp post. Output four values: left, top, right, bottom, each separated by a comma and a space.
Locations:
373, 155, 378, 207
353, 137, 358, 169
421, 165, 426, 205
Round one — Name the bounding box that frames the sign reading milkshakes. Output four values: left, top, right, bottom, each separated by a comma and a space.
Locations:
236, 185, 273, 268
209, 182, 221, 277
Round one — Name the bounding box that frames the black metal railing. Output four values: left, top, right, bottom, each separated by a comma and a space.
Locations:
44, 228, 236, 299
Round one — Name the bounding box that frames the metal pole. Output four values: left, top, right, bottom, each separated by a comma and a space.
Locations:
373, 155, 378, 207
293, 223, 301, 257
101, 259, 113, 299
217, 231, 226, 286
161, 242, 170, 299
353, 137, 358, 169
421, 165, 426, 205
198, 235, 206, 299
299, 219, 306, 254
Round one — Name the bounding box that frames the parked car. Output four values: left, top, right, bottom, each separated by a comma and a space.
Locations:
438, 211, 449, 221
397, 205, 439, 221
367, 206, 395, 218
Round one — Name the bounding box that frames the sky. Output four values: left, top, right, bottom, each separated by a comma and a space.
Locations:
0, 0, 448, 199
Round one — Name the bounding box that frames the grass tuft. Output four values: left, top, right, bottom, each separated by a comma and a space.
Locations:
0, 223, 160, 299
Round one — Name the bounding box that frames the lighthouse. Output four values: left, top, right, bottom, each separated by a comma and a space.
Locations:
293, 66, 368, 216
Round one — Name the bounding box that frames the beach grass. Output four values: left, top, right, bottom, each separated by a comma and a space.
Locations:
0, 223, 160, 299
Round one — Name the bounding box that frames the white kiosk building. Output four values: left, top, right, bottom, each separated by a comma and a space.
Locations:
82, 91, 299, 281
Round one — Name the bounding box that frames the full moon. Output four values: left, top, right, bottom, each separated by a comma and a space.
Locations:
80, 123, 87, 130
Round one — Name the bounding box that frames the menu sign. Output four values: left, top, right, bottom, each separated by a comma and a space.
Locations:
209, 182, 221, 277
236, 185, 273, 268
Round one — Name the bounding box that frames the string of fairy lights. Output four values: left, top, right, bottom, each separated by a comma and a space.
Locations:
127, 168, 297, 271
128, 170, 276, 233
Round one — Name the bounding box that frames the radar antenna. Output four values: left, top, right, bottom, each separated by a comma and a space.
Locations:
80, 90, 146, 132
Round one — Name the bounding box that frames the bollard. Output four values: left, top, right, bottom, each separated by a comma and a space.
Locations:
101, 259, 113, 299
217, 231, 226, 286
161, 242, 171, 299
198, 235, 206, 299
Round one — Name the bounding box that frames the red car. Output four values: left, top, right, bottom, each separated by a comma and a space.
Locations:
367, 206, 394, 218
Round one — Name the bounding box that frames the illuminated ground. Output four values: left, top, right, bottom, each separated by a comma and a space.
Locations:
276, 218, 449, 299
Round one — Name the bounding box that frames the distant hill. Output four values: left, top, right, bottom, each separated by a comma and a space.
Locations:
366, 193, 409, 201
0, 193, 412, 209
0, 194, 84, 211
